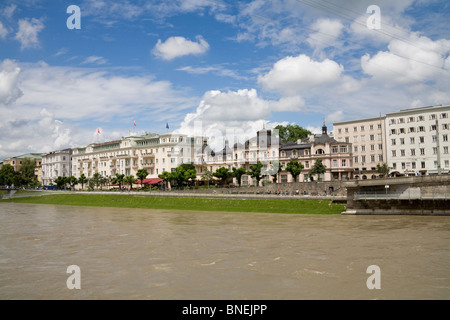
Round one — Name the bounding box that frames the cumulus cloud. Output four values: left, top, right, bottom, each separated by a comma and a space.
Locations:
307, 18, 344, 51
152, 36, 210, 60
258, 54, 344, 95
0, 59, 23, 105
361, 33, 450, 84
15, 18, 44, 50
81, 56, 108, 65
0, 21, 8, 39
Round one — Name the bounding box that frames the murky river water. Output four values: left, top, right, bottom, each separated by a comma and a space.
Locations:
0, 203, 449, 300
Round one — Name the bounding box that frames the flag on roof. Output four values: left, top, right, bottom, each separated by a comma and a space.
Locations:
166, 123, 169, 129
97, 128, 101, 134
133, 121, 136, 127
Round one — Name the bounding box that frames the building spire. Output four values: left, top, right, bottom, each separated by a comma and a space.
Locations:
322, 120, 327, 135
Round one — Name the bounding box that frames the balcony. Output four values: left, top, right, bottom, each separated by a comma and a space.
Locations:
142, 163, 155, 168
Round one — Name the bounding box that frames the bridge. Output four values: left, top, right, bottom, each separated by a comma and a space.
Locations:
342, 175, 450, 215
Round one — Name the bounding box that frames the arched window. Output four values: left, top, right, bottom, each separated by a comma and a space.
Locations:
315, 149, 325, 155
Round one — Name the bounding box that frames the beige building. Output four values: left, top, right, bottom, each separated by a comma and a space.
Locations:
334, 116, 387, 179
71, 133, 203, 183
279, 124, 353, 182
1, 153, 43, 183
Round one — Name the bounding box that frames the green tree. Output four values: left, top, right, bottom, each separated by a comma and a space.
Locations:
68, 176, 78, 190
274, 124, 312, 143
136, 169, 149, 188
158, 171, 172, 190
247, 161, 263, 186
376, 163, 390, 177
0, 164, 16, 186
111, 173, 125, 190
91, 172, 103, 190
265, 160, 281, 183
55, 176, 68, 189
124, 175, 136, 190
201, 169, 214, 188
184, 168, 197, 187
232, 167, 247, 186
310, 159, 327, 181
286, 160, 304, 182
78, 173, 88, 190
213, 167, 233, 185
19, 158, 37, 186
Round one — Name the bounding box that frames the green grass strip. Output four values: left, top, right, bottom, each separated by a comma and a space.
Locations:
1, 194, 345, 214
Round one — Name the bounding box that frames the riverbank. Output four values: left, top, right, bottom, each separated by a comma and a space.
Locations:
0, 193, 346, 214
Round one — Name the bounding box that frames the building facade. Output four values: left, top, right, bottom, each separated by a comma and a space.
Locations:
41, 149, 73, 186
385, 105, 450, 175
1, 153, 43, 183
334, 116, 387, 179
279, 124, 353, 182
71, 133, 203, 183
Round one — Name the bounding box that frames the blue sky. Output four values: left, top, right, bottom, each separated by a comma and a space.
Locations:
1, 0, 450, 159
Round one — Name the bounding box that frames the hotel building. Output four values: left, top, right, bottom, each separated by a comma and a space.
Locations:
71, 133, 204, 182
334, 116, 387, 179
385, 105, 450, 175
41, 149, 73, 186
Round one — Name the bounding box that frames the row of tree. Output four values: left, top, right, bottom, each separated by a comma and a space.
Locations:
0, 160, 40, 187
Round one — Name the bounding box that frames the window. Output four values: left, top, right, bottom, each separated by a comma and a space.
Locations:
342, 159, 347, 167
402, 162, 406, 169
370, 125, 374, 130
419, 136, 425, 143
444, 147, 449, 154
378, 124, 382, 129
408, 117, 414, 123
392, 163, 397, 169
421, 162, 426, 169
305, 161, 310, 168
433, 147, 438, 155
418, 116, 424, 121
370, 155, 375, 162
400, 150, 405, 157
378, 155, 383, 161
430, 114, 436, 120
361, 126, 365, 131
390, 119, 396, 124
432, 135, 437, 142
399, 128, 405, 134
340, 146, 347, 153
345, 137, 349, 143
443, 124, 449, 130
443, 134, 448, 142
441, 113, 448, 119
354, 136, 358, 142
361, 135, 366, 142
370, 144, 375, 151
345, 128, 349, 133
410, 137, 415, 144
445, 160, 450, 168
391, 129, 396, 135
362, 155, 366, 162
420, 148, 425, 155
399, 118, 405, 123
378, 134, 382, 141
354, 126, 357, 132
391, 139, 396, 145
354, 146, 358, 152
419, 126, 425, 132
354, 156, 358, 163
400, 138, 405, 145
392, 150, 396, 157
333, 160, 338, 168
370, 134, 375, 141
409, 127, 415, 133
361, 146, 366, 152
411, 149, 415, 156
378, 144, 383, 150
338, 129, 342, 134
412, 162, 416, 169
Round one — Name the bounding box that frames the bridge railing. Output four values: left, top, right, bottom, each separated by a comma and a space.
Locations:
354, 191, 449, 200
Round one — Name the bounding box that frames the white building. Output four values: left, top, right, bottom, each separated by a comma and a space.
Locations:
71, 133, 203, 182
385, 105, 450, 175
41, 149, 72, 186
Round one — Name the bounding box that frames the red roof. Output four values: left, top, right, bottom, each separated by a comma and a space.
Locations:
135, 178, 164, 185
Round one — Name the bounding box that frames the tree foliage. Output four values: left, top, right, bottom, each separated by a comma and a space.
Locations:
232, 167, 247, 186
247, 161, 263, 186
286, 160, 304, 182
310, 159, 327, 180
0, 164, 16, 186
78, 174, 88, 190
274, 124, 311, 143
136, 169, 149, 188
376, 163, 390, 176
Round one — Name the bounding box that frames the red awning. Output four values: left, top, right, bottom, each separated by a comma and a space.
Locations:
135, 178, 164, 185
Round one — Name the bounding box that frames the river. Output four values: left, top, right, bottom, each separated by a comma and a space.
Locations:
0, 203, 448, 300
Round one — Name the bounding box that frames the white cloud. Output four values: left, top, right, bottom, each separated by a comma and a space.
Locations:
258, 54, 344, 95
15, 18, 44, 50
152, 36, 210, 60
0, 21, 8, 39
361, 33, 450, 84
0, 59, 23, 105
307, 18, 344, 51
81, 56, 108, 65
325, 110, 345, 123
